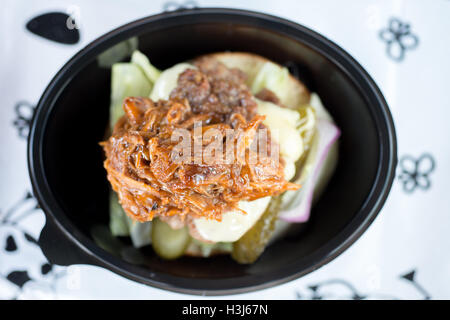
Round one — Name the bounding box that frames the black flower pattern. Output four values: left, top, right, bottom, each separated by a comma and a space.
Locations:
40, 263, 53, 275
1, 191, 67, 299
26, 12, 80, 45
398, 153, 435, 193
401, 270, 431, 300
295, 279, 393, 300
5, 235, 17, 252
13, 101, 35, 139
295, 269, 431, 300
379, 18, 419, 62
6, 271, 31, 289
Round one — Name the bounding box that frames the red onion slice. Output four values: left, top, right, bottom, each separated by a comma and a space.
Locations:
280, 119, 340, 222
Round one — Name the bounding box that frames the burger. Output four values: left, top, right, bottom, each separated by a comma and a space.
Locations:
101, 49, 340, 264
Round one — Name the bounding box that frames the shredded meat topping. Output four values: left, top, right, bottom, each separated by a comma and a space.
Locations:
102, 58, 299, 223
170, 57, 257, 122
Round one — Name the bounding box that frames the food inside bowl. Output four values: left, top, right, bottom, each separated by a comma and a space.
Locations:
100, 50, 340, 263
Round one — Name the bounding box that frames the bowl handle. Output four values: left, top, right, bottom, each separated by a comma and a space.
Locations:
39, 218, 98, 266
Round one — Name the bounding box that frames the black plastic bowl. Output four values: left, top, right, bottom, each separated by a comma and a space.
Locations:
28, 8, 396, 295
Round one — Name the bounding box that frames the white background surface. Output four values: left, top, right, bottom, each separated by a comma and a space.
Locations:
0, 0, 449, 299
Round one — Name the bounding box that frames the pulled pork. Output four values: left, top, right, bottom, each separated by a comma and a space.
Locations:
102, 58, 299, 224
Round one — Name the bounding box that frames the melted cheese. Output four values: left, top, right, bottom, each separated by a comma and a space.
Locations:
193, 197, 272, 242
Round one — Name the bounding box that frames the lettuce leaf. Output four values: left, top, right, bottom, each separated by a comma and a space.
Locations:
110, 63, 152, 128
149, 63, 194, 101
128, 219, 152, 248
187, 239, 232, 257
109, 191, 130, 236
279, 93, 340, 221
108, 51, 160, 242
131, 50, 161, 83
251, 62, 290, 100
97, 37, 138, 68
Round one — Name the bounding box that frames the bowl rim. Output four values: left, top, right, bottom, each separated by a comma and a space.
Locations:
28, 7, 397, 296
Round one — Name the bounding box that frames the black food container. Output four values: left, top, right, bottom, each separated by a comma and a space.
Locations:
28, 8, 397, 295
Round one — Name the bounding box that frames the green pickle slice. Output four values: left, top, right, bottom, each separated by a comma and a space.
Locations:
151, 219, 190, 260
232, 196, 282, 264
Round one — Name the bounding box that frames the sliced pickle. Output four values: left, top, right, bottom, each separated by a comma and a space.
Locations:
151, 219, 190, 260
232, 197, 281, 264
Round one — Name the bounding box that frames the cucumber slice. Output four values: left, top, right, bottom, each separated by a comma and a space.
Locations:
110, 63, 152, 129
131, 50, 161, 83
151, 219, 190, 260
109, 191, 130, 237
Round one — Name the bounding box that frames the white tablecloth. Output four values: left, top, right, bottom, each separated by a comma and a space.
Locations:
1, 0, 449, 299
